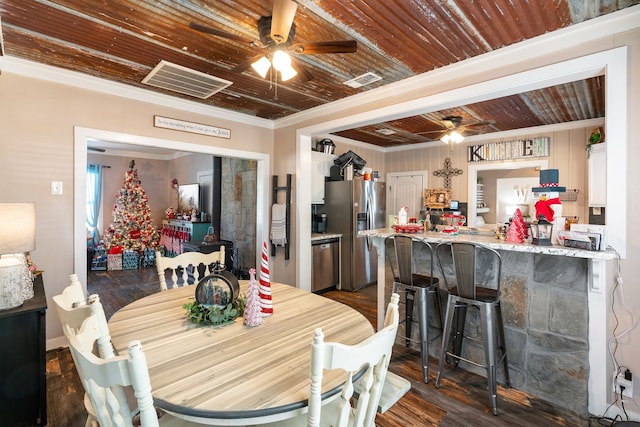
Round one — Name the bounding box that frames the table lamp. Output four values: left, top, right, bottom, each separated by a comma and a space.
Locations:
0, 203, 36, 310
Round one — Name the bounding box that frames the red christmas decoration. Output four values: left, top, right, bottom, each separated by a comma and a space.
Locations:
506, 208, 528, 243
534, 197, 561, 222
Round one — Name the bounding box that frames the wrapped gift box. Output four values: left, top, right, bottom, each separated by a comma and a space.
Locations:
107, 253, 123, 270
123, 250, 139, 270
91, 248, 107, 271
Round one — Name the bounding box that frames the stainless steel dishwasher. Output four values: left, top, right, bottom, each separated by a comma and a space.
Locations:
311, 237, 340, 293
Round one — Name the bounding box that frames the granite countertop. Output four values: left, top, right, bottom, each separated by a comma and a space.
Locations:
311, 233, 342, 242
360, 228, 616, 260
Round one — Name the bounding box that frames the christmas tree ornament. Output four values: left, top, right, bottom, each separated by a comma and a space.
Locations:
243, 268, 263, 327
258, 241, 273, 317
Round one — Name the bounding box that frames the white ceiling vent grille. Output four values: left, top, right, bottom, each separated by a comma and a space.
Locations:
142, 60, 232, 99
343, 72, 382, 89
375, 128, 396, 135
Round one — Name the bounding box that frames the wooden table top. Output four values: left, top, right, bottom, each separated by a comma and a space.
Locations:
108, 281, 374, 424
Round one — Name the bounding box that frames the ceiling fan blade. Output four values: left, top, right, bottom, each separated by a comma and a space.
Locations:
189, 22, 254, 44
231, 54, 268, 74
270, 0, 297, 44
462, 119, 496, 128
290, 40, 358, 55
87, 146, 106, 152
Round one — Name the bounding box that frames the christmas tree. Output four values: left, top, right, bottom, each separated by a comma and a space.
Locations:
506, 208, 528, 243
102, 160, 160, 251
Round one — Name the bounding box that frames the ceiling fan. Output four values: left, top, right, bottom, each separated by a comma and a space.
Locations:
189, 0, 357, 82
419, 116, 495, 144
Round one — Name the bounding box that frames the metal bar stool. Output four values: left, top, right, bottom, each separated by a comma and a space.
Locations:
385, 234, 443, 383
434, 241, 510, 415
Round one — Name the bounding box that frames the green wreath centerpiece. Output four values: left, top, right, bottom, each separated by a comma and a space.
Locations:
183, 271, 246, 327
183, 294, 246, 326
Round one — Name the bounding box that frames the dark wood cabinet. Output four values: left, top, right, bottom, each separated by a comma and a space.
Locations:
0, 274, 47, 426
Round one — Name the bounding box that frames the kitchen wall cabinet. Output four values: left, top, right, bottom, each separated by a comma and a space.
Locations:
588, 142, 606, 207
0, 274, 47, 426
311, 152, 336, 204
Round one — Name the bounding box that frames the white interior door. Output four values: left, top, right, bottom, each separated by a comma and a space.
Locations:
386, 171, 428, 220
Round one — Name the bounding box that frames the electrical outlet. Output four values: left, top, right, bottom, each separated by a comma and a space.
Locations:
615, 372, 633, 398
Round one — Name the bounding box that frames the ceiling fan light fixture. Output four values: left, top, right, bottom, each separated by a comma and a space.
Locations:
450, 130, 465, 143
251, 56, 271, 78
440, 131, 464, 144
279, 65, 298, 81
272, 50, 291, 71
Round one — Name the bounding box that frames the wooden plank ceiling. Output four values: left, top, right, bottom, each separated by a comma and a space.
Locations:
0, 0, 632, 147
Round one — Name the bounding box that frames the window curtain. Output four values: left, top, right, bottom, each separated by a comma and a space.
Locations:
86, 164, 103, 247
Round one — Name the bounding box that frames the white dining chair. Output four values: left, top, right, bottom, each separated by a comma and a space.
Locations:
259, 293, 400, 427
66, 313, 211, 427
53, 277, 117, 426
155, 248, 225, 290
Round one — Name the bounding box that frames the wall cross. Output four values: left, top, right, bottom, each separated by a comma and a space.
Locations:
433, 157, 463, 189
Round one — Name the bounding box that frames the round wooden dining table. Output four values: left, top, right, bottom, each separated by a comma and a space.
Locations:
108, 281, 374, 425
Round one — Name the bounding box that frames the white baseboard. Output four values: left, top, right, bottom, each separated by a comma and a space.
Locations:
47, 335, 69, 351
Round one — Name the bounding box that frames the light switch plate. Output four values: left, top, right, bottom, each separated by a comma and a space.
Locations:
51, 181, 63, 195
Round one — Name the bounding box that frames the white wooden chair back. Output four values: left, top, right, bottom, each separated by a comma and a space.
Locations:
155, 249, 225, 291
305, 293, 400, 427
53, 279, 119, 427
67, 316, 158, 427
53, 276, 115, 359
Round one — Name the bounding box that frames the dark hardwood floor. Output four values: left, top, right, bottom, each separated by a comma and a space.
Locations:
43, 267, 607, 426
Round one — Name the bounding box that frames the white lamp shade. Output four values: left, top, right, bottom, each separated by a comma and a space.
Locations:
251, 56, 271, 78
279, 65, 298, 81
450, 130, 465, 143
271, 50, 291, 72
440, 134, 451, 144
0, 203, 36, 255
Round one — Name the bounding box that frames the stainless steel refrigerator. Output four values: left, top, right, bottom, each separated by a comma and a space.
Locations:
321, 179, 386, 291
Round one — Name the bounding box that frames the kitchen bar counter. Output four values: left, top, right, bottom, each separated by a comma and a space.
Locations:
311, 232, 342, 241
360, 227, 616, 260
360, 227, 617, 417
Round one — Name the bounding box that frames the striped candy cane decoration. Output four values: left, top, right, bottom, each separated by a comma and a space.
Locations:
259, 241, 273, 316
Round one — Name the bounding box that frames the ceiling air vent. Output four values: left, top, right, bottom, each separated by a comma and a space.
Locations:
343, 72, 382, 89
375, 128, 396, 135
142, 60, 232, 99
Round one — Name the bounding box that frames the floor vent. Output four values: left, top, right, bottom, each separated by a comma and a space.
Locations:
142, 60, 232, 99
344, 72, 382, 89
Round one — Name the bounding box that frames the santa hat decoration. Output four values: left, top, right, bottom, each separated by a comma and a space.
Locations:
259, 241, 273, 317
243, 268, 263, 327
